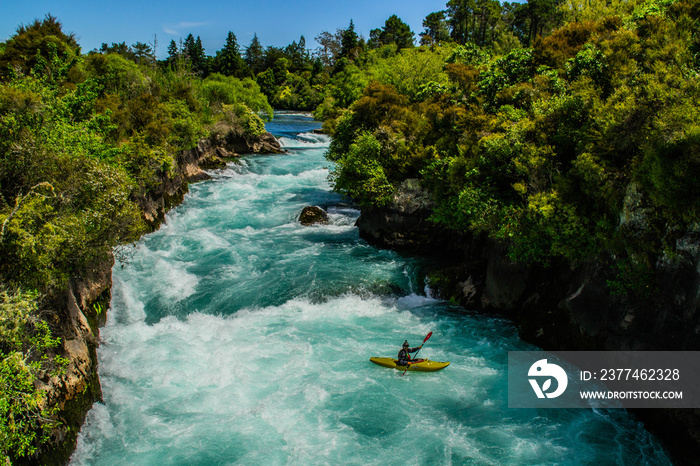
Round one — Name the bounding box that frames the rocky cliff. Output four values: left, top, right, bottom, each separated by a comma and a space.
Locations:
356, 178, 700, 465
35, 129, 281, 464
136, 128, 282, 229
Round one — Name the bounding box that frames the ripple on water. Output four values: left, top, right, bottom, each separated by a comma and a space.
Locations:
71, 114, 671, 466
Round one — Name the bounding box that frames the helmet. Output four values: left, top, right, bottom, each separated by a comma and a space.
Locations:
402, 340, 409, 348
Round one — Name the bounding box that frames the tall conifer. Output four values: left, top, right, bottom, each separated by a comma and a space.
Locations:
245, 33, 264, 75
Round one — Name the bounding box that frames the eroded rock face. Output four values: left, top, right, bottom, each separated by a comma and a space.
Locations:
212, 126, 283, 156
39, 130, 283, 463
136, 131, 282, 230
354, 179, 700, 464
356, 179, 439, 251
482, 246, 530, 310
34, 257, 114, 464
299, 206, 329, 225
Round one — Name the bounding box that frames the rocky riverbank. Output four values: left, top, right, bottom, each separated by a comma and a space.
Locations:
356, 178, 700, 465
35, 129, 281, 465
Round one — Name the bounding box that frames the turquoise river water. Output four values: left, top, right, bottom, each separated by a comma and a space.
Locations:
70, 113, 671, 465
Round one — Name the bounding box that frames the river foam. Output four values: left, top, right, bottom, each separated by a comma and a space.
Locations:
71, 112, 671, 465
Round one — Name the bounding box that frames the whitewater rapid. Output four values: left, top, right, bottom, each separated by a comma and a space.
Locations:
70, 113, 670, 465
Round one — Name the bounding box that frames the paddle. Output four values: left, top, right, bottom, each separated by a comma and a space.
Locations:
401, 332, 433, 376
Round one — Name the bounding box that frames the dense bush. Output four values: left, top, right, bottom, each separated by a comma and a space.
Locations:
324, 0, 700, 284
0, 15, 274, 460
0, 287, 64, 463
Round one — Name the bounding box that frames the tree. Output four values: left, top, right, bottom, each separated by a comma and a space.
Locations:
339, 20, 359, 60
447, 0, 476, 44
194, 36, 207, 75
421, 11, 451, 45
378, 15, 415, 50
183, 34, 195, 60
285, 35, 310, 72
0, 14, 80, 81
245, 33, 265, 75
524, 0, 563, 44
314, 30, 342, 67
446, 0, 504, 46
183, 34, 207, 75
213, 31, 246, 77
368, 28, 383, 49
132, 41, 153, 65
167, 39, 180, 67
98, 42, 133, 59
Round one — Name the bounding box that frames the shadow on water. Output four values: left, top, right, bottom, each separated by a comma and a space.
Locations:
288, 187, 342, 208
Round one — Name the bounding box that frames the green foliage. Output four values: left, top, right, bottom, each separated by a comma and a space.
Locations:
212, 32, 248, 78
369, 15, 415, 50
446, 43, 490, 65
329, 62, 370, 109
84, 53, 150, 100
559, 0, 641, 23
367, 46, 452, 100
0, 287, 63, 461
183, 34, 207, 76
566, 44, 611, 95
158, 99, 204, 150
478, 48, 534, 108
325, 0, 700, 276
200, 74, 273, 119
638, 102, 700, 220
0, 14, 80, 82
330, 132, 393, 206
339, 20, 359, 61
631, 0, 679, 21
420, 11, 451, 46
0, 15, 277, 463
244, 34, 265, 75
217, 103, 267, 137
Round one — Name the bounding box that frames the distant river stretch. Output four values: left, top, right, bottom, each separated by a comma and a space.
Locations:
70, 112, 670, 465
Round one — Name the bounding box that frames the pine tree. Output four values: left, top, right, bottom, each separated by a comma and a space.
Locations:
339, 20, 359, 60
245, 33, 264, 75
183, 34, 207, 75
132, 41, 153, 65
183, 33, 196, 60
420, 11, 451, 45
214, 31, 244, 76
167, 39, 179, 67
285, 35, 309, 71
380, 15, 415, 50
193, 36, 207, 75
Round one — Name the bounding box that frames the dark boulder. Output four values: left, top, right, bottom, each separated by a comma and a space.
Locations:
299, 206, 329, 225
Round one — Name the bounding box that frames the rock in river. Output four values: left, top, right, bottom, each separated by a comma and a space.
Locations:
299, 206, 329, 225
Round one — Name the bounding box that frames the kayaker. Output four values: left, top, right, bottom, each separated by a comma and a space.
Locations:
398, 340, 422, 366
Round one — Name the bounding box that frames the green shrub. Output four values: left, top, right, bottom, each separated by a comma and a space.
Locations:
199, 74, 273, 119
0, 287, 64, 462
329, 132, 393, 206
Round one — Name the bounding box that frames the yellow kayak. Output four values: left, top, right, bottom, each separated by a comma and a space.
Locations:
370, 357, 450, 372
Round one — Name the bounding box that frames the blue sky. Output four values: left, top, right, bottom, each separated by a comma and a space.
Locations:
1, 0, 450, 58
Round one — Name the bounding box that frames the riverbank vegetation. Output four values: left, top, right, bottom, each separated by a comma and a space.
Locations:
324, 0, 700, 298
1, 0, 699, 460
0, 15, 272, 462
